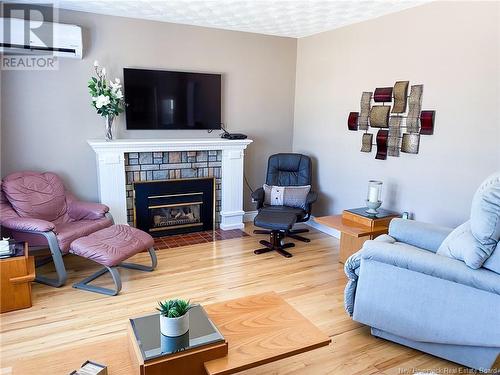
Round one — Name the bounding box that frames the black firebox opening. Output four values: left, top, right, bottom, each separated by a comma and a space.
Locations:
134, 178, 214, 237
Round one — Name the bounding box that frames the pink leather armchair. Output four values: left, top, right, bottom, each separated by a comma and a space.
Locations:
0, 172, 113, 287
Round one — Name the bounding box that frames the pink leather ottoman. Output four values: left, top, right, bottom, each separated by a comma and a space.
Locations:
69, 225, 157, 295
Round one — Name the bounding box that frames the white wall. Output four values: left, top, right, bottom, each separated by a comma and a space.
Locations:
1, 9, 297, 211
293, 1, 500, 227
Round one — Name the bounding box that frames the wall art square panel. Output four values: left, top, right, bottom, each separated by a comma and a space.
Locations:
361, 133, 373, 152
375, 130, 389, 160
388, 135, 401, 157
348, 112, 359, 131
373, 87, 393, 102
392, 81, 409, 113
388, 116, 402, 157
347, 81, 434, 160
369, 105, 390, 128
401, 133, 420, 154
359, 92, 372, 130
420, 110, 435, 135
406, 84, 423, 132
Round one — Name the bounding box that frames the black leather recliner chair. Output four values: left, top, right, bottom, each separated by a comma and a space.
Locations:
251, 153, 317, 249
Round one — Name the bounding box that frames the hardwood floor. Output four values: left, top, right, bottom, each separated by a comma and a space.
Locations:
0, 224, 464, 375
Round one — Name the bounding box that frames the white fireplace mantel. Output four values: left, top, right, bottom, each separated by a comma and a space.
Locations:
88, 138, 253, 230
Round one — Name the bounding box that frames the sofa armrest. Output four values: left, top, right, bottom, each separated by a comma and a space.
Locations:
360, 240, 500, 295
2, 217, 55, 232
251, 187, 264, 201
68, 201, 109, 220
389, 218, 453, 253
306, 191, 317, 205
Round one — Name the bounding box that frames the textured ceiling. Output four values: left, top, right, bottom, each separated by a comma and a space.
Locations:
18, 1, 428, 38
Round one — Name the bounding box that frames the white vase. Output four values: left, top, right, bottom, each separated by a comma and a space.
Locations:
160, 312, 190, 337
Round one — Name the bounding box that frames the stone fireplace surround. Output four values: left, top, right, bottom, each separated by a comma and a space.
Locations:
88, 138, 253, 230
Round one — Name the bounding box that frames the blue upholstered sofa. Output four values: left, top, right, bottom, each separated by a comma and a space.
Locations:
345, 174, 500, 372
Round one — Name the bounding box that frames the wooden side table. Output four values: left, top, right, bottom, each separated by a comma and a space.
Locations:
315, 208, 400, 263
0, 242, 35, 313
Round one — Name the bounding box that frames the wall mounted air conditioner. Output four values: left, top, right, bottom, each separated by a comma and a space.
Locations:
0, 17, 82, 59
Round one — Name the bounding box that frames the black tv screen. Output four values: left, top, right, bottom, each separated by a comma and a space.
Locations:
124, 68, 221, 130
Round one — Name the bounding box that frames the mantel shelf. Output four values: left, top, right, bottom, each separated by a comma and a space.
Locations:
88, 138, 253, 153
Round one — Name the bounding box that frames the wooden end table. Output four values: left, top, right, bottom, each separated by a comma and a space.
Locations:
315, 208, 400, 263
0, 242, 35, 313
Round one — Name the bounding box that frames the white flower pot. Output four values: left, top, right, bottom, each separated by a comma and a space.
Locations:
160, 312, 190, 337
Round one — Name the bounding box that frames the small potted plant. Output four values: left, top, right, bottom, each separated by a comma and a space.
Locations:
157, 299, 194, 337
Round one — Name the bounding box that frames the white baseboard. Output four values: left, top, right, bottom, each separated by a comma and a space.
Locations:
306, 216, 340, 239
244, 211, 340, 239
220, 223, 245, 230
243, 210, 258, 222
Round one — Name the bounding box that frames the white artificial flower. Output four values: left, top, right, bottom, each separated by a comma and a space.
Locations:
115, 90, 123, 99
93, 60, 99, 67
102, 67, 106, 76
115, 78, 120, 84
95, 95, 110, 109
92, 96, 97, 102
109, 80, 122, 95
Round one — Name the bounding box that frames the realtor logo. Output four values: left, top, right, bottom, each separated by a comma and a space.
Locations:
0, 3, 59, 70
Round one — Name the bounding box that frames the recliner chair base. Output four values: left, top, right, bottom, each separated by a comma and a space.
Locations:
254, 230, 295, 258
254, 227, 311, 243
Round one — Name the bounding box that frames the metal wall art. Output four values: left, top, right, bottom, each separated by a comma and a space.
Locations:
348, 81, 435, 160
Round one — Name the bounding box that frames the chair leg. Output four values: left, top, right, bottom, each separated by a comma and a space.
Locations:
254, 230, 295, 258
287, 233, 311, 243
253, 229, 271, 235
73, 266, 122, 296
34, 231, 67, 287
259, 239, 273, 248
254, 247, 274, 255
289, 228, 309, 235
73, 248, 157, 296
120, 248, 157, 272
276, 247, 294, 258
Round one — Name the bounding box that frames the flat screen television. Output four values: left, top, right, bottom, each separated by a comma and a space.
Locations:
124, 68, 221, 130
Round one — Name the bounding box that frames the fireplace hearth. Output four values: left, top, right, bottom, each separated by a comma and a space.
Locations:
134, 178, 214, 237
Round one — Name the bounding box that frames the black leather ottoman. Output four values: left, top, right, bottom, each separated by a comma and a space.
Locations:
253, 210, 297, 258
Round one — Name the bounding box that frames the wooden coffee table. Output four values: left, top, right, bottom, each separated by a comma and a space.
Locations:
127, 292, 330, 375
14, 292, 330, 374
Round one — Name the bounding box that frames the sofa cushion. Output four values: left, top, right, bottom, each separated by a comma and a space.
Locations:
437, 221, 486, 269
437, 173, 500, 269
259, 205, 306, 220
263, 184, 311, 209
2, 172, 68, 222
70, 225, 154, 267
470, 172, 500, 260
483, 247, 500, 274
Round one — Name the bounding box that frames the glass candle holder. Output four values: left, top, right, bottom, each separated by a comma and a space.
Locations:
367, 180, 382, 202
366, 180, 382, 215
